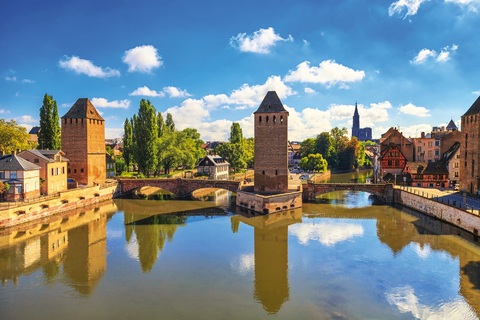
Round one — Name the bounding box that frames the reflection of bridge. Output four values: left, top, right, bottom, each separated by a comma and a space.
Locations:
117, 178, 242, 197
303, 182, 394, 202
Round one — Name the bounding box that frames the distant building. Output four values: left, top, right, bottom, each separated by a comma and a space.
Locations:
28, 126, 40, 146
403, 161, 449, 188
0, 151, 41, 201
106, 154, 115, 178
61, 98, 106, 186
460, 95, 480, 194
441, 142, 461, 187
197, 155, 229, 180
379, 142, 407, 178
18, 150, 69, 195
352, 103, 372, 141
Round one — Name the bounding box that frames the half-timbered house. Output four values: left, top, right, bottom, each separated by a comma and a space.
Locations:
379, 142, 408, 179
403, 161, 449, 188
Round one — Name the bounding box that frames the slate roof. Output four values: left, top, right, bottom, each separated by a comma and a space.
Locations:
198, 155, 229, 167
446, 120, 458, 131
61, 98, 104, 120
29, 126, 40, 135
406, 161, 449, 175
254, 91, 287, 114
463, 95, 480, 117
0, 154, 41, 171
441, 142, 460, 162
21, 150, 69, 162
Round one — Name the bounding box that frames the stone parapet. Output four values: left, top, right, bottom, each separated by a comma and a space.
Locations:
236, 190, 302, 214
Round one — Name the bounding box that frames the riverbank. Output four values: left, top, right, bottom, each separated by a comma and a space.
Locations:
0, 181, 119, 229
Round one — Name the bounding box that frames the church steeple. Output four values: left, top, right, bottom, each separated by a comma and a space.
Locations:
352, 102, 360, 138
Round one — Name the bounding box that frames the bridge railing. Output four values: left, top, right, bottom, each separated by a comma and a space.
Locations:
397, 186, 480, 216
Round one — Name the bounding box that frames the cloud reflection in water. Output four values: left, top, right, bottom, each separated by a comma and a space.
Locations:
289, 221, 364, 246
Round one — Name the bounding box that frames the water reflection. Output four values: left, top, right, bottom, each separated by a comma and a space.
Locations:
236, 209, 302, 314
0, 200, 117, 295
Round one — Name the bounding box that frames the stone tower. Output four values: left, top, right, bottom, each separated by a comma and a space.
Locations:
254, 91, 289, 193
460, 95, 480, 194
352, 102, 360, 138
61, 98, 106, 185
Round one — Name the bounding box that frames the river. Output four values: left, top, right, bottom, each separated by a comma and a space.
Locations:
1, 171, 479, 319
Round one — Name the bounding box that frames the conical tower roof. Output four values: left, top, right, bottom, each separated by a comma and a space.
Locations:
354, 102, 359, 116
446, 119, 458, 131
463, 95, 480, 117
254, 91, 287, 114
61, 98, 104, 120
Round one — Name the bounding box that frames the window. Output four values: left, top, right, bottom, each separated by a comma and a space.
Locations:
456, 154, 460, 159
262, 170, 265, 175
10, 171, 17, 179
68, 168, 71, 174
51, 182, 54, 190
62, 167, 65, 174
434, 150, 439, 156
428, 151, 432, 157
51, 168, 54, 176
417, 147, 421, 152
417, 156, 421, 161
266, 116, 269, 123
428, 141, 432, 148
434, 140, 440, 146
275, 170, 278, 175
418, 140, 421, 144
259, 116, 262, 123
56, 168, 59, 175
74, 169, 77, 173
34, 159, 39, 163
454, 162, 459, 168
0, 171, 4, 179
15, 186, 21, 194
454, 171, 459, 177
81, 168, 84, 173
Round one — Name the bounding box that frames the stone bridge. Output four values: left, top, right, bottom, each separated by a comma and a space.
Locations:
116, 178, 243, 198
303, 182, 394, 202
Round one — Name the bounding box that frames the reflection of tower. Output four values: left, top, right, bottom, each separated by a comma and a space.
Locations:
254, 225, 289, 314
63, 213, 107, 295
237, 209, 302, 314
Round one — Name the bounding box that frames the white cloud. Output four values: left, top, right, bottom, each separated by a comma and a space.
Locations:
19, 124, 33, 132
327, 101, 392, 127
389, 0, 428, 18
412, 45, 458, 64
411, 49, 437, 65
386, 286, 478, 319
163, 86, 191, 98
304, 87, 316, 94
105, 128, 124, 139
21, 79, 34, 83
0, 109, 11, 114
445, 0, 480, 11
4, 70, 34, 83
473, 91, 480, 95
129, 86, 165, 97
61, 103, 72, 108
5, 76, 17, 81
284, 60, 365, 87
289, 222, 364, 246
230, 253, 255, 275
59, 56, 120, 78
229, 27, 293, 54
285, 105, 332, 141
123, 45, 162, 73
91, 98, 131, 108
390, 123, 432, 138
14, 115, 38, 123
399, 103, 431, 117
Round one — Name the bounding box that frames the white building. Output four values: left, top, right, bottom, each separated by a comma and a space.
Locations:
197, 155, 229, 180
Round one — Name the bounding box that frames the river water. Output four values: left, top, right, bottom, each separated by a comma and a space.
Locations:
1, 170, 480, 319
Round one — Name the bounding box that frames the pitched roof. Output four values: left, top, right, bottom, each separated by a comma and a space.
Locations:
463, 95, 480, 117
198, 155, 229, 167
61, 98, 104, 120
441, 141, 460, 162
254, 91, 287, 114
0, 154, 41, 171
446, 119, 458, 131
29, 126, 40, 135
20, 150, 69, 162
406, 161, 449, 175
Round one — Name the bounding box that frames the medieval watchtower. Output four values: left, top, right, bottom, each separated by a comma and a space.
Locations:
254, 91, 289, 193
460, 95, 480, 194
61, 98, 106, 185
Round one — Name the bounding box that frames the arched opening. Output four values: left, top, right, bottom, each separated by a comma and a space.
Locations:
133, 186, 175, 200
273, 116, 276, 124
280, 115, 283, 124
191, 187, 235, 205
314, 190, 382, 207
259, 116, 262, 123
266, 116, 269, 123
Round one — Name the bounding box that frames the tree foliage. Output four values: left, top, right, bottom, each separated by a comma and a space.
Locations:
123, 118, 134, 171
300, 154, 328, 172
216, 142, 246, 173
299, 138, 316, 158
133, 99, 158, 176
165, 113, 175, 132
0, 181, 9, 194
243, 137, 254, 168
0, 119, 34, 153
38, 93, 61, 150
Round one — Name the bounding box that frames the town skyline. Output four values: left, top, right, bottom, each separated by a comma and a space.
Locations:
1, 0, 479, 141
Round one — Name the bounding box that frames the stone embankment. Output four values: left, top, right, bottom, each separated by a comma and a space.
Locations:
0, 181, 119, 229
394, 187, 480, 236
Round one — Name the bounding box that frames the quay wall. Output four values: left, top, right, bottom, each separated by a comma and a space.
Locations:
0, 182, 119, 229
394, 189, 480, 235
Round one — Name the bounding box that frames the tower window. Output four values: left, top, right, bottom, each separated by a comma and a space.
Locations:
70, 119, 72, 124
259, 116, 262, 123
262, 170, 265, 175
273, 116, 276, 124
76, 118, 78, 124
275, 170, 278, 175
81, 168, 84, 173
266, 116, 269, 123
74, 169, 77, 173
81, 118, 83, 124
64, 119, 67, 124
280, 115, 283, 124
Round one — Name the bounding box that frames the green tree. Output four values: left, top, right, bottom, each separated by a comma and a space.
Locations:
315, 132, 336, 167
157, 112, 165, 137
356, 141, 366, 168
299, 138, 316, 158
133, 99, 158, 176
123, 118, 133, 172
243, 137, 254, 168
300, 154, 328, 172
216, 143, 246, 173
165, 113, 175, 131
337, 137, 359, 170
330, 127, 348, 154
182, 128, 206, 163
0, 119, 34, 153
115, 157, 127, 174
156, 130, 197, 174
105, 146, 114, 157
38, 93, 61, 150
0, 181, 10, 194
229, 122, 244, 147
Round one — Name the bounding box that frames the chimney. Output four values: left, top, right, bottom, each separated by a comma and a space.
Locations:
11, 150, 16, 155
421, 132, 425, 139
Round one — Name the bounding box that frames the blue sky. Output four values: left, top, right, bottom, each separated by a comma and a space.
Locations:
1, 0, 480, 141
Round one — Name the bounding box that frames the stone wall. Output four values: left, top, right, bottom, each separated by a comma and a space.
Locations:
394, 189, 480, 235
460, 114, 479, 194
254, 111, 289, 193
237, 190, 302, 214
0, 182, 118, 229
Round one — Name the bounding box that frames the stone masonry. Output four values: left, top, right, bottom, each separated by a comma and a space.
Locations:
254, 91, 289, 193
460, 95, 480, 194
61, 98, 106, 185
